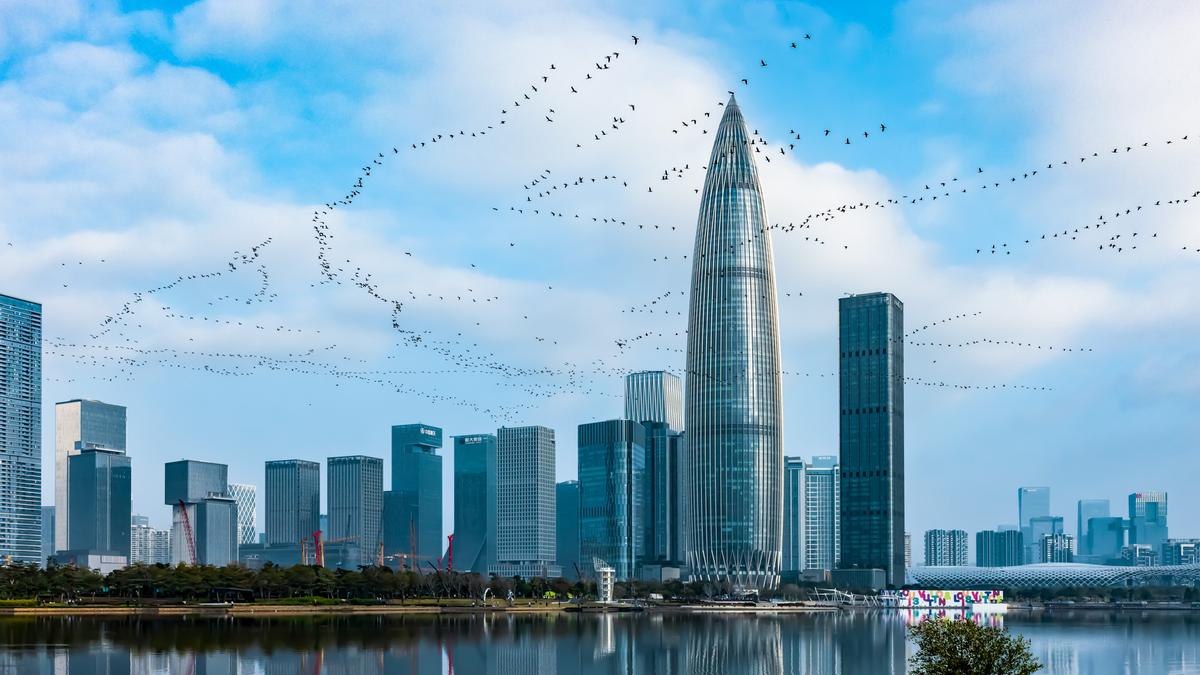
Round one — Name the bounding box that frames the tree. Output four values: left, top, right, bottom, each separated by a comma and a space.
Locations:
909, 618, 1042, 675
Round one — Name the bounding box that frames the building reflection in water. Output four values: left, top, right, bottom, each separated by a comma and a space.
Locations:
0, 611, 1198, 674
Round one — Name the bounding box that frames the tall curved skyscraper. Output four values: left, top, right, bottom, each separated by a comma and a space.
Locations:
685, 94, 784, 589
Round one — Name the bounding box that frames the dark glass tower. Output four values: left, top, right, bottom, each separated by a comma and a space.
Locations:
578, 420, 646, 581
684, 94, 785, 589
390, 423, 443, 562
838, 292, 905, 587
264, 459, 320, 545
453, 433, 496, 573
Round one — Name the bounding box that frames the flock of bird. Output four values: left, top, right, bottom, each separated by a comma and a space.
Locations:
24, 31, 1196, 424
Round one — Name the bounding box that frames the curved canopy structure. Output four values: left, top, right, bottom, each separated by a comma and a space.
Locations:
907, 563, 1200, 589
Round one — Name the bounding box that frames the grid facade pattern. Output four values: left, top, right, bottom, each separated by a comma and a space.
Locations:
0, 293, 41, 564
782, 458, 805, 572
454, 434, 496, 573
492, 426, 556, 575
131, 523, 170, 564
54, 399, 125, 551
196, 496, 238, 565
229, 483, 257, 545
163, 460, 228, 504
643, 421, 686, 566
578, 420, 645, 581
67, 448, 131, 558
908, 563, 1200, 589
265, 460, 320, 545
392, 424, 443, 561
556, 480, 580, 579
976, 529, 1024, 567
684, 94, 784, 589
923, 529, 968, 566
328, 456, 383, 555
804, 457, 840, 571
624, 371, 684, 432
838, 292, 905, 587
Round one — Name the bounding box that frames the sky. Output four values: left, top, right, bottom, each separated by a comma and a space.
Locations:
2, 0, 1198, 565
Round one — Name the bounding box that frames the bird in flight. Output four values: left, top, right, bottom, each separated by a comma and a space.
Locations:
632, 35, 639, 45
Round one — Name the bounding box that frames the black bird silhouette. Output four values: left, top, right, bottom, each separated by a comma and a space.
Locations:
632, 35, 639, 45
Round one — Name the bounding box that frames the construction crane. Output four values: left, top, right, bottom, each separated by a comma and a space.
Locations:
313, 530, 324, 568
177, 500, 197, 565
445, 534, 454, 572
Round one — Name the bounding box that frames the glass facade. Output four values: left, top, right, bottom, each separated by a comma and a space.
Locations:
54, 399, 125, 551
556, 480, 580, 580
40, 506, 54, 566
1018, 486, 1050, 562
624, 371, 684, 432
804, 456, 840, 571
782, 458, 805, 573
164, 460, 232, 564
838, 292, 905, 587
265, 460, 320, 545
196, 496, 238, 565
1076, 499, 1109, 556
67, 448, 131, 559
229, 483, 257, 545
578, 420, 645, 581
642, 421, 686, 568
1026, 515, 1064, 563
684, 94, 784, 589
923, 529, 968, 566
0, 293, 42, 564
391, 424, 443, 562
1128, 491, 1168, 550
454, 434, 496, 574
327, 455, 383, 557
491, 426, 559, 578
164, 460, 228, 504
976, 529, 1024, 567
1086, 516, 1126, 561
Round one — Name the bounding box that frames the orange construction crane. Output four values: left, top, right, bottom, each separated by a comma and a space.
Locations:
177, 500, 197, 565
313, 530, 324, 568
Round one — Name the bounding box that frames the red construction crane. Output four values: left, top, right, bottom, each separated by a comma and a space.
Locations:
177, 500, 197, 565
446, 534, 454, 572
313, 530, 324, 568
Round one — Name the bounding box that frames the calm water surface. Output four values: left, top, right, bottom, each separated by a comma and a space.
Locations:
0, 610, 1197, 674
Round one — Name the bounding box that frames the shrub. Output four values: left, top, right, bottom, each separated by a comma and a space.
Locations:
909, 617, 1042, 675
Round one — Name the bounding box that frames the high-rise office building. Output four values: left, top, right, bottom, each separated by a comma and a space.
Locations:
976, 529, 1024, 567
804, 456, 840, 572
1076, 499, 1109, 556
839, 292, 905, 587
642, 421, 687, 571
453, 434, 497, 574
1017, 486, 1050, 562
684, 94, 784, 590
328, 455, 383, 556
54, 399, 125, 552
624, 371, 684, 431
0, 293, 42, 564
556, 480, 580, 580
782, 457, 805, 573
1086, 516, 1126, 561
1128, 491, 1168, 551
229, 483, 257, 546
1026, 515, 1064, 564
578, 420, 645, 581
131, 520, 170, 565
1162, 539, 1200, 566
491, 426, 560, 578
67, 447, 131, 559
40, 506, 54, 566
904, 532, 912, 570
265, 460, 320, 545
924, 529, 968, 566
390, 424, 443, 562
1041, 533, 1075, 563
164, 460, 236, 565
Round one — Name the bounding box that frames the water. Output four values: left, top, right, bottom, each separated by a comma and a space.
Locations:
1, 610, 1198, 674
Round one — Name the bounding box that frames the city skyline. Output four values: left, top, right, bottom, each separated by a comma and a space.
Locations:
2, 2, 1200, 559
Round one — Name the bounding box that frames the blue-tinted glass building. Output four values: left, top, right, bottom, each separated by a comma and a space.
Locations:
642, 421, 687, 569
491, 425, 559, 578
839, 292, 905, 587
67, 448, 131, 559
624, 371, 684, 432
578, 420, 645, 581
265, 459, 320, 545
782, 457, 805, 573
328, 455, 383, 557
976, 529, 1024, 567
164, 460, 227, 504
1076, 499, 1110, 556
1026, 515, 1064, 563
1129, 491, 1168, 550
1086, 516, 1126, 561
804, 456, 840, 571
0, 293, 42, 564
164, 460, 235, 565
684, 94, 785, 589
556, 480, 580, 580
453, 434, 496, 574
54, 399, 125, 552
391, 423, 443, 563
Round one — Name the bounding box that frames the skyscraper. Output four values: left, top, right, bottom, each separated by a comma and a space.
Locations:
1042, 533, 1075, 563
164, 460, 236, 565
229, 483, 257, 546
1128, 491, 1168, 550
1017, 486, 1050, 562
624, 371, 684, 431
491, 425, 560, 578
1076, 499, 1109, 556
1026, 515, 1064, 564
641, 421, 687, 571
556, 480, 580, 580
578, 420, 645, 581
684, 94, 784, 589
839, 292, 905, 587
453, 434, 497, 574
67, 447, 131, 560
265, 460, 320, 545
1086, 516, 1126, 561
923, 529, 968, 566
804, 456, 840, 571
328, 455, 383, 556
0, 293, 42, 564
782, 457, 805, 573
390, 424, 443, 562
40, 506, 54, 566
976, 529, 1023, 567
54, 399, 126, 552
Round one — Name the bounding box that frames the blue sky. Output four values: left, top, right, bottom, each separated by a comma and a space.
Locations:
2, 1, 1198, 564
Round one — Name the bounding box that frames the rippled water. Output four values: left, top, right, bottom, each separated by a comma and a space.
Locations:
1, 610, 1198, 674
